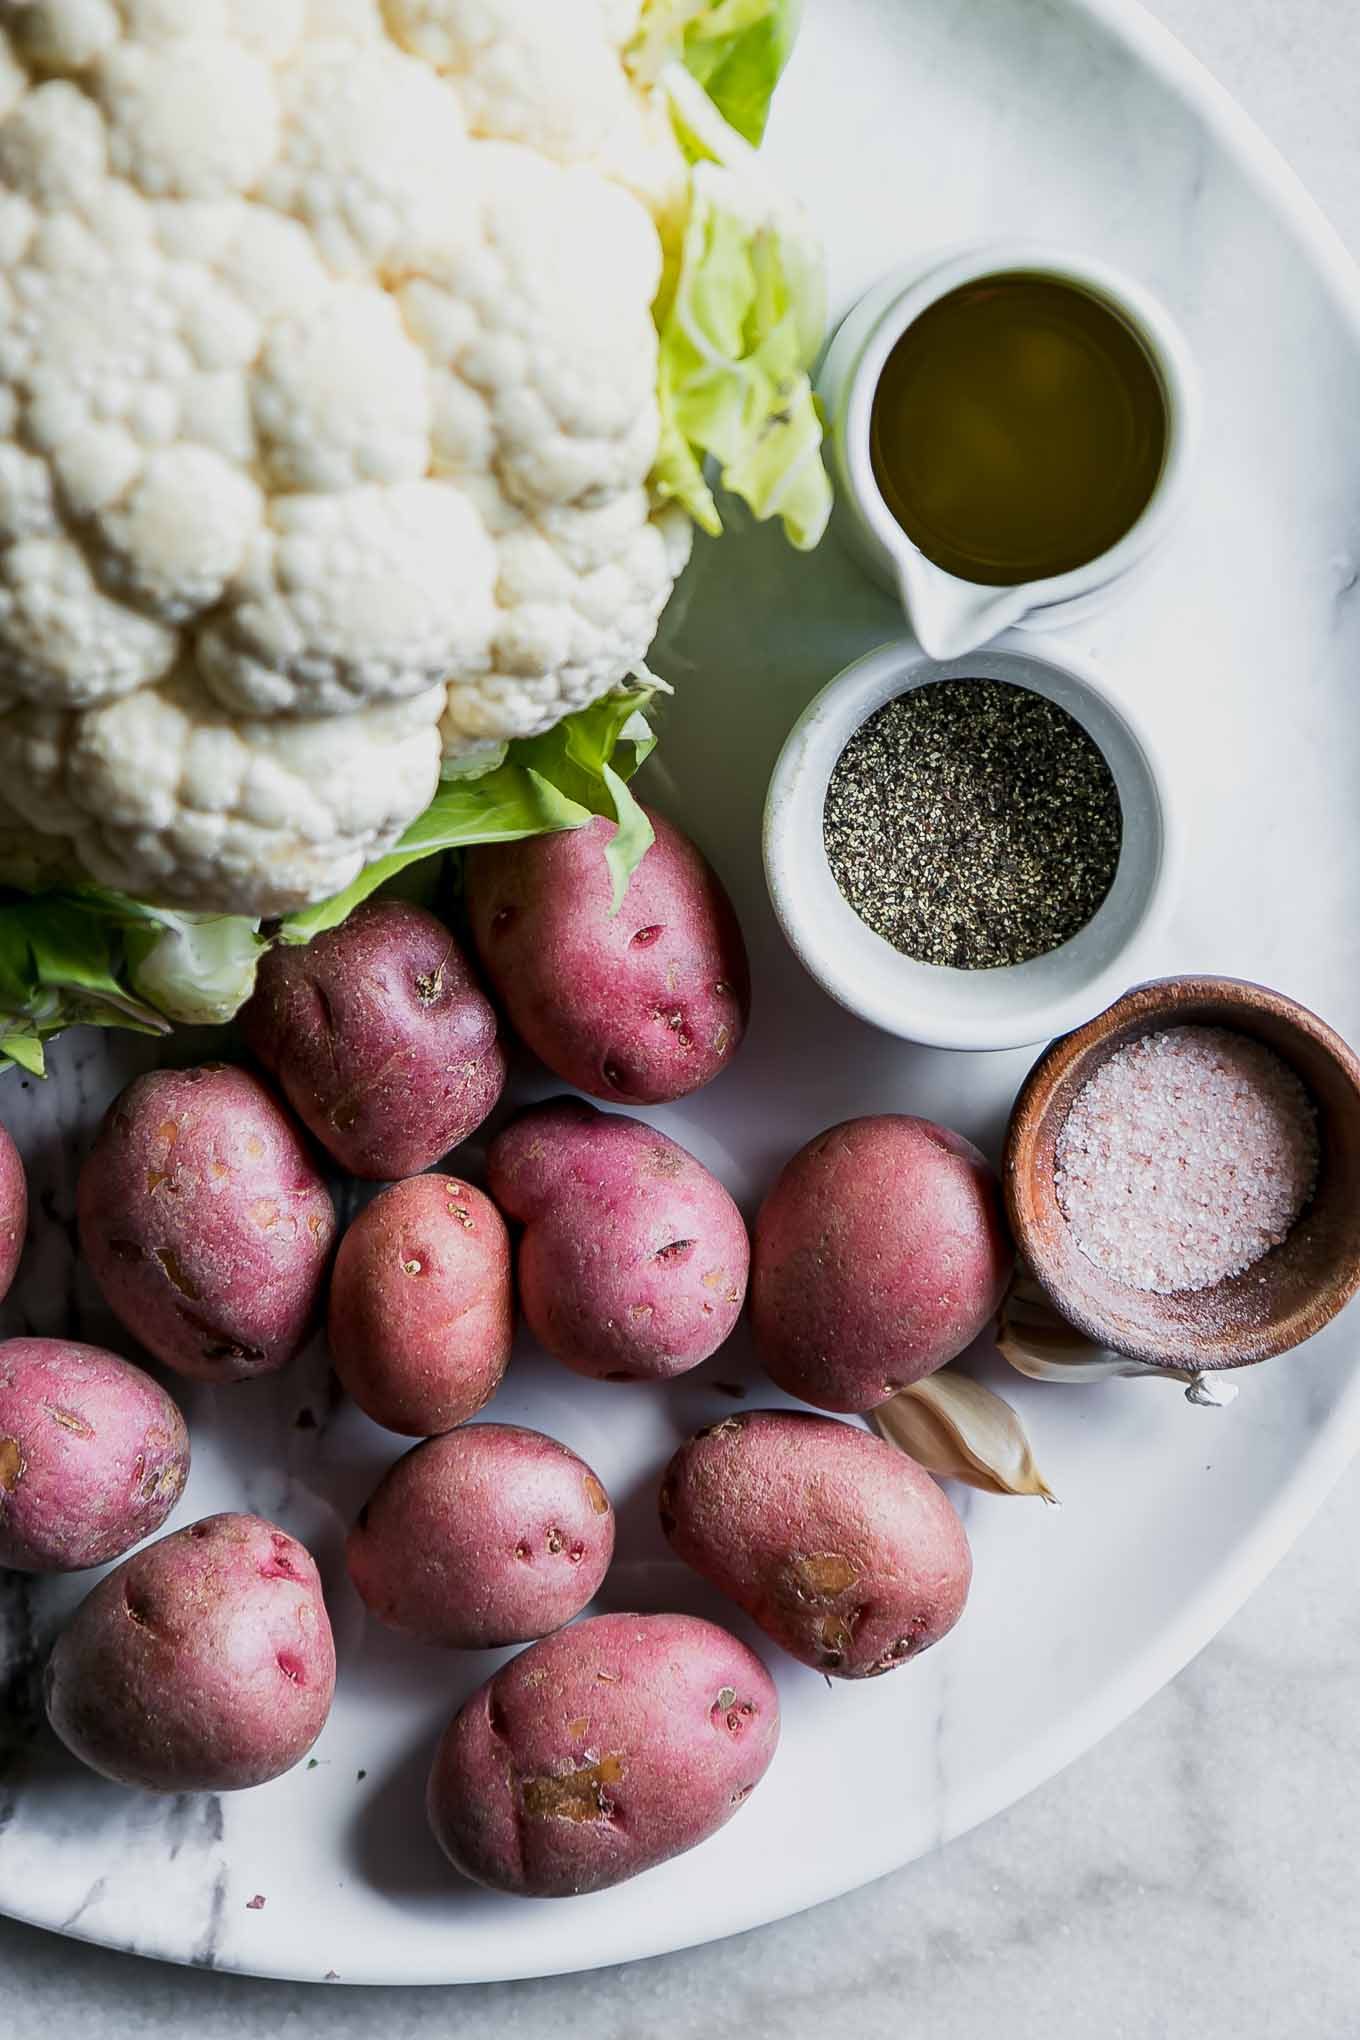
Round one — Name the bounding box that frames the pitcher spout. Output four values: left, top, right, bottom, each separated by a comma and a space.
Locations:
895, 551, 1032, 660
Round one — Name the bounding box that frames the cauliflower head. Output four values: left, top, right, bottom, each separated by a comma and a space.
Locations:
0, 0, 718, 915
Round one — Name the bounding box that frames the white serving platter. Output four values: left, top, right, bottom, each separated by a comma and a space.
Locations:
3, 0, 1360, 1986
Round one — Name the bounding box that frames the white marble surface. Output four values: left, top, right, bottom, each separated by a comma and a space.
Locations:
6, 0, 1360, 2029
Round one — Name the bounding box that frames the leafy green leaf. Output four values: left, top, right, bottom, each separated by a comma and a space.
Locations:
8, 902, 159, 1030
500, 691, 659, 912
278, 768, 595, 945
0, 893, 174, 1081
123, 917, 266, 1028
31, 901, 180, 1027
54, 891, 265, 1029
509, 688, 657, 811
282, 688, 659, 942
1, 1033, 47, 1078
438, 740, 509, 784
634, 2, 832, 548
651, 72, 831, 550
599, 760, 656, 908
632, 0, 802, 143
654, 161, 831, 547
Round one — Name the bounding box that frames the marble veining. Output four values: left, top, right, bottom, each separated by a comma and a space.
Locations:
2, 0, 1360, 2021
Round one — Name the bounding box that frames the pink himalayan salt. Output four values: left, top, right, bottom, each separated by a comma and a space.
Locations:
1055, 1025, 1318, 1295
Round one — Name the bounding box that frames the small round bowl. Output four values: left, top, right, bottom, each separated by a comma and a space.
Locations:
1003, 976, 1360, 1371
763, 634, 1179, 1052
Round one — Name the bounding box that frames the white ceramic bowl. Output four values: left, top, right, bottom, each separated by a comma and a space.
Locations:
763, 634, 1180, 1052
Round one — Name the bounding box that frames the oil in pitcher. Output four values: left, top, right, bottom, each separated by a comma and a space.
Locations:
870, 273, 1170, 587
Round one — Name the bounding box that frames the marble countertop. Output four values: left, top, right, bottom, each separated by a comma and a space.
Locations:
5, 1, 1360, 2032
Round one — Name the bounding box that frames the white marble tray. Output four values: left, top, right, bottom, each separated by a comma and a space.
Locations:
4, 0, 1360, 1987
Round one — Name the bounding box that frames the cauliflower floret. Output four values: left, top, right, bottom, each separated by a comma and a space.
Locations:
6, 3, 119, 74
156, 203, 331, 322
0, 2, 695, 913
50, 421, 141, 519
0, 443, 58, 541
0, 78, 107, 209
94, 38, 282, 199
383, 0, 640, 158
96, 444, 263, 620
0, 672, 445, 913
198, 482, 499, 717
441, 495, 690, 755
116, 1, 307, 62
383, 0, 682, 213
0, 533, 177, 706
400, 144, 662, 511
253, 285, 432, 492
0, 785, 84, 889
2, 197, 261, 474
261, 39, 475, 276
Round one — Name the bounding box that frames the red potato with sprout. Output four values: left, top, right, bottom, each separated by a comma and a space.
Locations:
44, 1513, 335, 1793
488, 1100, 749, 1383
0, 1339, 188, 1574
241, 903, 506, 1180
752, 1115, 1013, 1413
660, 1410, 972, 1680
0, 1123, 25, 1301
78, 1066, 336, 1384
347, 1425, 615, 1649
465, 808, 749, 1105
427, 1612, 779, 1898
327, 1174, 512, 1436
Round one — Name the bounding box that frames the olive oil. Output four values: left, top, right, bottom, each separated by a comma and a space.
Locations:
870, 273, 1169, 587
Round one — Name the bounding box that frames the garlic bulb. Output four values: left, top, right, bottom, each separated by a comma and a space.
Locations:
997, 1273, 1239, 1408
872, 1367, 1057, 1501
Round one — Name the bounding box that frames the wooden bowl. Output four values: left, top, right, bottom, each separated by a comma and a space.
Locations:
1002, 976, 1360, 1371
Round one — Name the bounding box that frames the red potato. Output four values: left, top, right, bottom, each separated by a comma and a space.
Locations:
78, 1065, 336, 1383
660, 1410, 972, 1680
427, 1612, 779, 1897
347, 1425, 615, 1649
752, 1115, 1013, 1412
44, 1513, 336, 1792
241, 902, 506, 1180
488, 1099, 749, 1383
327, 1173, 511, 1435
0, 1121, 25, 1301
0, 1338, 188, 1573
465, 807, 749, 1105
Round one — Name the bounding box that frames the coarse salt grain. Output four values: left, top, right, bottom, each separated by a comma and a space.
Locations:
1054, 1025, 1319, 1295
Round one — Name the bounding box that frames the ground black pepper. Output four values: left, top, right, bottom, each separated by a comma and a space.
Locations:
823, 679, 1122, 969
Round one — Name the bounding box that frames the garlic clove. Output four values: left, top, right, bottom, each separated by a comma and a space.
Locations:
996, 1271, 1131, 1379
997, 1272, 1239, 1406
871, 1366, 1057, 1502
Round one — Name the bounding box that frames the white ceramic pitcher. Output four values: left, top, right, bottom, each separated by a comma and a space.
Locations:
817, 242, 1202, 659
